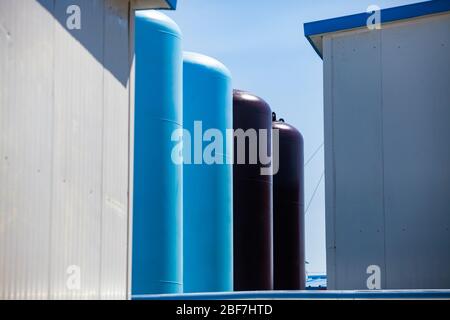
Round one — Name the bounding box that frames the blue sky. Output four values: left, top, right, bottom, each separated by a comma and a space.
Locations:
167, 0, 422, 274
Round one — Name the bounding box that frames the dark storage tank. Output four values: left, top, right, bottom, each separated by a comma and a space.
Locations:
233, 90, 273, 291
272, 115, 306, 290
183, 52, 234, 293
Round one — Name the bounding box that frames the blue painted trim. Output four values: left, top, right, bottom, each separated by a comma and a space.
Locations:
133, 290, 450, 300
304, 0, 450, 58
166, 0, 177, 9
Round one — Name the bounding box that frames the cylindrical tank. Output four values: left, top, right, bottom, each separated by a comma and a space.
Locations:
132, 11, 183, 295
272, 115, 306, 290
183, 52, 233, 293
233, 90, 273, 291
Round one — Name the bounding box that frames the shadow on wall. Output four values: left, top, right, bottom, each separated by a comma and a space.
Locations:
37, 0, 130, 87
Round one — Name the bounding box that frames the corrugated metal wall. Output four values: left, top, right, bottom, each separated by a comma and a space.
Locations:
0, 0, 133, 299
323, 13, 450, 290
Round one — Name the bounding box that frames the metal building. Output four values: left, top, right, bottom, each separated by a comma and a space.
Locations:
0, 0, 177, 300
305, 0, 450, 290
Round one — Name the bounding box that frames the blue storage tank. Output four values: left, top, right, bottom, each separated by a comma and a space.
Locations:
132, 11, 183, 296
183, 52, 233, 293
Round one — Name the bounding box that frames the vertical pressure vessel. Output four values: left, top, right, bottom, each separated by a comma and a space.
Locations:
132, 11, 183, 296
272, 116, 306, 290
233, 90, 273, 291
183, 52, 233, 293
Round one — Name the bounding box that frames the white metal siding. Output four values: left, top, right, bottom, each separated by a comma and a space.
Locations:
323, 13, 450, 289
0, 0, 55, 300
324, 29, 386, 290
381, 14, 450, 289
101, 0, 132, 300
0, 0, 145, 299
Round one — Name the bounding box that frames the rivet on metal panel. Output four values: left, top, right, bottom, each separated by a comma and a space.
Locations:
0, 21, 11, 41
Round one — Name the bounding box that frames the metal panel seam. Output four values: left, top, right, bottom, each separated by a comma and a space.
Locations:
379, 28, 388, 289
47, 0, 57, 300
98, 1, 107, 298
127, 0, 135, 300
327, 36, 337, 290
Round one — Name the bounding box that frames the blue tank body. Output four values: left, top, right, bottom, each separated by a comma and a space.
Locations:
183, 52, 233, 293
132, 11, 183, 296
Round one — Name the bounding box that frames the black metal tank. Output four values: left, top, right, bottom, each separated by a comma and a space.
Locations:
272, 115, 306, 290
233, 90, 273, 291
